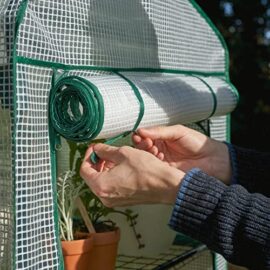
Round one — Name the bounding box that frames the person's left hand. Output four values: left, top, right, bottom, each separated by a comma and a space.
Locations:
80, 143, 184, 207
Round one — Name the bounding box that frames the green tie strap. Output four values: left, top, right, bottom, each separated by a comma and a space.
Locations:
49, 75, 104, 142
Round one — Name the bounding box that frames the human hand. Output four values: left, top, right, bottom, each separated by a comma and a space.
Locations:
80, 144, 184, 207
133, 125, 232, 185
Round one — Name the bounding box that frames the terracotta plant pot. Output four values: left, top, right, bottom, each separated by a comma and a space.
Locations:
61, 233, 94, 270
88, 228, 120, 270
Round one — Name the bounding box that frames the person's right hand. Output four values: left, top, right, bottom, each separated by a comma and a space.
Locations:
132, 125, 232, 185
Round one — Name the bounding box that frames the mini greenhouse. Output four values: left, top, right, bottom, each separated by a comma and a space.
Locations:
0, 0, 238, 269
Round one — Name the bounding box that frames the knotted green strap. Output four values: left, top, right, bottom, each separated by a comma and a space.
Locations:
49, 73, 145, 163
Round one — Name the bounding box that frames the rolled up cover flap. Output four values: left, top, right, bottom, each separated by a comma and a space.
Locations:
50, 72, 238, 142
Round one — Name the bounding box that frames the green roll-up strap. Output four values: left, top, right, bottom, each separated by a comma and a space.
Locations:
49, 73, 145, 164
49, 75, 105, 142
115, 72, 145, 132
191, 75, 217, 118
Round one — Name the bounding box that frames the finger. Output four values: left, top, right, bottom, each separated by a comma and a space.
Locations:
97, 160, 106, 172
132, 134, 142, 144
94, 143, 123, 164
157, 152, 164, 161
84, 144, 104, 169
137, 125, 188, 141
149, 145, 159, 156
105, 160, 115, 168
135, 138, 153, 150
102, 160, 115, 172
83, 144, 95, 162
80, 156, 100, 181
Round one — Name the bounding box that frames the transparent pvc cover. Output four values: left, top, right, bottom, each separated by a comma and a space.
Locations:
0, 0, 237, 269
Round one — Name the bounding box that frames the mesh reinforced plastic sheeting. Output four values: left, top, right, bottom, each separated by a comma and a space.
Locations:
0, 0, 238, 269
49, 71, 236, 141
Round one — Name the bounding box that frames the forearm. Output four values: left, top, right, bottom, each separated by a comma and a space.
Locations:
169, 169, 270, 270
227, 143, 270, 195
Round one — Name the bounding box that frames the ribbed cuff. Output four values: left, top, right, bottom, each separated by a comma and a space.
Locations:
224, 142, 238, 185
169, 168, 270, 269
169, 168, 227, 240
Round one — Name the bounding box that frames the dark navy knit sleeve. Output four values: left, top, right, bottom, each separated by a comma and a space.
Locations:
169, 168, 270, 270
227, 144, 270, 196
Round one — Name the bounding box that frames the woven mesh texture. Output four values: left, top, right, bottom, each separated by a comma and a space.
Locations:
50, 71, 237, 140
17, 0, 225, 72
0, 1, 22, 269
0, 0, 238, 269
15, 64, 59, 270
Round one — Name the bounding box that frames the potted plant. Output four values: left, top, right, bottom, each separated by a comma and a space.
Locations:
64, 141, 144, 269
57, 171, 94, 270
73, 177, 121, 270
57, 138, 145, 269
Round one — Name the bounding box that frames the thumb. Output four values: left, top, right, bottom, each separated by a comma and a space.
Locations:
137, 125, 188, 141
93, 143, 123, 164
